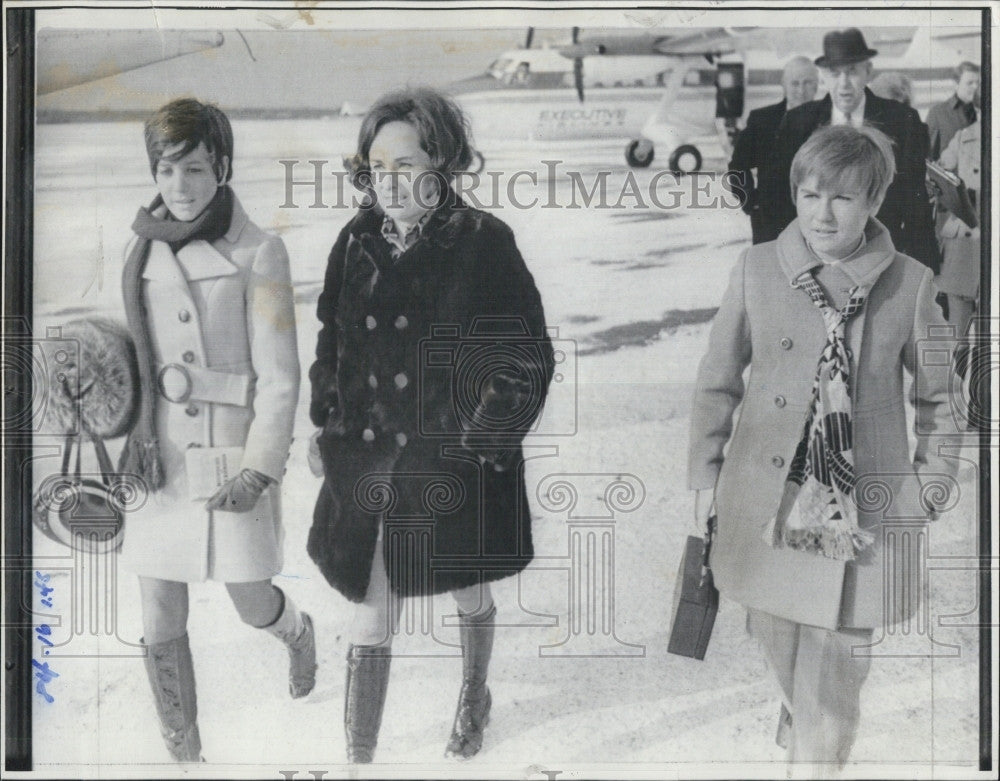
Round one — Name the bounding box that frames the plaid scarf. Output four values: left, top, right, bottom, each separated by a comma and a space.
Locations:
764, 269, 875, 561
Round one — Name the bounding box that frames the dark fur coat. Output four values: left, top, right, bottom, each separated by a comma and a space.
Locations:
307, 194, 554, 602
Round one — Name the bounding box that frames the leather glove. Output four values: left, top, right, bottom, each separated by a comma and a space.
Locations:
205, 468, 272, 512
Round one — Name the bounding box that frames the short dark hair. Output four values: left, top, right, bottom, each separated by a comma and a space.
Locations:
144, 98, 233, 182
954, 61, 980, 81
348, 87, 473, 182
790, 124, 896, 206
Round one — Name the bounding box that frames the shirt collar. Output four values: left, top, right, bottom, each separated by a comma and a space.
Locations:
831, 92, 866, 127
380, 208, 436, 257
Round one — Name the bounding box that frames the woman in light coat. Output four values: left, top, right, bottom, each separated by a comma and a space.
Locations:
936, 119, 981, 360
688, 125, 961, 771
118, 99, 315, 762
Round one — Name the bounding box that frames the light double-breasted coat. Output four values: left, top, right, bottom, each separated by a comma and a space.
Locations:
119, 196, 300, 583
689, 219, 961, 631
937, 120, 981, 299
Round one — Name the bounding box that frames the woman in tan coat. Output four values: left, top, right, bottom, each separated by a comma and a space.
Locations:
118, 99, 315, 762
689, 125, 961, 772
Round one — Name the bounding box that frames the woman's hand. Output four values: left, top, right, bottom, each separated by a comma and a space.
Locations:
205, 468, 272, 512
307, 429, 324, 477
694, 488, 715, 531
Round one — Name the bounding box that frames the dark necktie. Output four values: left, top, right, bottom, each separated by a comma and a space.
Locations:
961, 100, 977, 124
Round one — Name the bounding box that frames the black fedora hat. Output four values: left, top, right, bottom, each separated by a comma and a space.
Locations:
815, 28, 878, 68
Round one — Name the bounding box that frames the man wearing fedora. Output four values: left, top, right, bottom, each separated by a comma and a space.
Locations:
756, 28, 940, 273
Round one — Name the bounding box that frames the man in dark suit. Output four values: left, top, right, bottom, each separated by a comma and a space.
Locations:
756, 29, 940, 272
727, 56, 818, 243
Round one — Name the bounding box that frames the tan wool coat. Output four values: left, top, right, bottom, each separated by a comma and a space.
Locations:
119, 196, 300, 583
689, 219, 961, 630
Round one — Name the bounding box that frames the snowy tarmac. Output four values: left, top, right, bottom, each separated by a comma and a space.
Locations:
27, 118, 982, 777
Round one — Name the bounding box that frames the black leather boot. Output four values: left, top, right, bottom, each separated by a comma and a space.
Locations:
344, 643, 392, 763
445, 603, 496, 759
142, 634, 202, 762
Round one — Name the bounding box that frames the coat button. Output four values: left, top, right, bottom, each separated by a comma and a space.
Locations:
395, 315, 409, 330
362, 428, 375, 442
182, 351, 195, 363
779, 337, 793, 350
368, 374, 378, 389
394, 372, 409, 390
185, 404, 199, 417
774, 395, 786, 408
396, 432, 408, 447
772, 455, 785, 468
178, 309, 191, 323
365, 315, 377, 330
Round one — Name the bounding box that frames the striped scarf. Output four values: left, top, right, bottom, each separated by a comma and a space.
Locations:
765, 270, 875, 561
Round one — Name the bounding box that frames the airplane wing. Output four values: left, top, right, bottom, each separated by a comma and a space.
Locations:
36, 29, 225, 94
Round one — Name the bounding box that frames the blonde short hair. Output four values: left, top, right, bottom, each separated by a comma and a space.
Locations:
790, 124, 895, 205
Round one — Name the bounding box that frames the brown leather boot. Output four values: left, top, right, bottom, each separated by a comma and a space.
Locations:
344, 643, 392, 763
445, 603, 496, 759
142, 634, 202, 762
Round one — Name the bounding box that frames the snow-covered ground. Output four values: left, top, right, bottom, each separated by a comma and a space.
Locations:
23, 119, 985, 779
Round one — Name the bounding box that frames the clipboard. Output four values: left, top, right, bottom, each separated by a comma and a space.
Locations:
927, 159, 978, 229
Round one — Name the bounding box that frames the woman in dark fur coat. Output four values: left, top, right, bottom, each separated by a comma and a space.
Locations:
307, 87, 554, 762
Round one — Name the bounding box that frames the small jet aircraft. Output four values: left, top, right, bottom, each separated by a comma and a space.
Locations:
447, 26, 980, 172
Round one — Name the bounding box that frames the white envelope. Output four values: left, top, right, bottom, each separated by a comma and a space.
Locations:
184, 447, 245, 500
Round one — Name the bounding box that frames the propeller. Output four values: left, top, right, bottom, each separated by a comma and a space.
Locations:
524, 27, 534, 49
572, 27, 585, 102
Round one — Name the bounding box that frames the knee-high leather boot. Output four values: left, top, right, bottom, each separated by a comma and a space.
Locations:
445, 603, 496, 759
261, 588, 317, 698
142, 634, 202, 762
344, 644, 392, 763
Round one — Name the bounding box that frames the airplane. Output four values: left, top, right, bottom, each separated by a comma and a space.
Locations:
447, 26, 981, 173
36, 29, 225, 95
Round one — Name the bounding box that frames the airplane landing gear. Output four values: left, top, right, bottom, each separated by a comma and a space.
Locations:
668, 144, 701, 176
625, 139, 654, 168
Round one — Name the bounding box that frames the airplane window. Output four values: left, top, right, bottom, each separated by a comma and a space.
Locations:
488, 58, 511, 79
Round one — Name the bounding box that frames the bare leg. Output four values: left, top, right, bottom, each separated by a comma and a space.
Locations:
225, 580, 283, 627
138, 576, 189, 645
349, 529, 403, 647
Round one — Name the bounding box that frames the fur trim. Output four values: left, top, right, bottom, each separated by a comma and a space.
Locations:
39, 318, 139, 439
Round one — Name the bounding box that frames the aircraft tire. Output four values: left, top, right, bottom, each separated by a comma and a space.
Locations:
625, 140, 654, 168
668, 144, 702, 176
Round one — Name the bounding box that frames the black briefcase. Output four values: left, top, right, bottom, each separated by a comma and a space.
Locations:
667, 516, 718, 660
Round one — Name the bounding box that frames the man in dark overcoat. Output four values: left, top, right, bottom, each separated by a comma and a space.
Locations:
756, 28, 940, 272
727, 56, 818, 243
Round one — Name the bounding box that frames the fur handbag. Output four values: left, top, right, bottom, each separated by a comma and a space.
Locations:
32, 318, 139, 553
667, 516, 719, 660
37, 318, 139, 439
